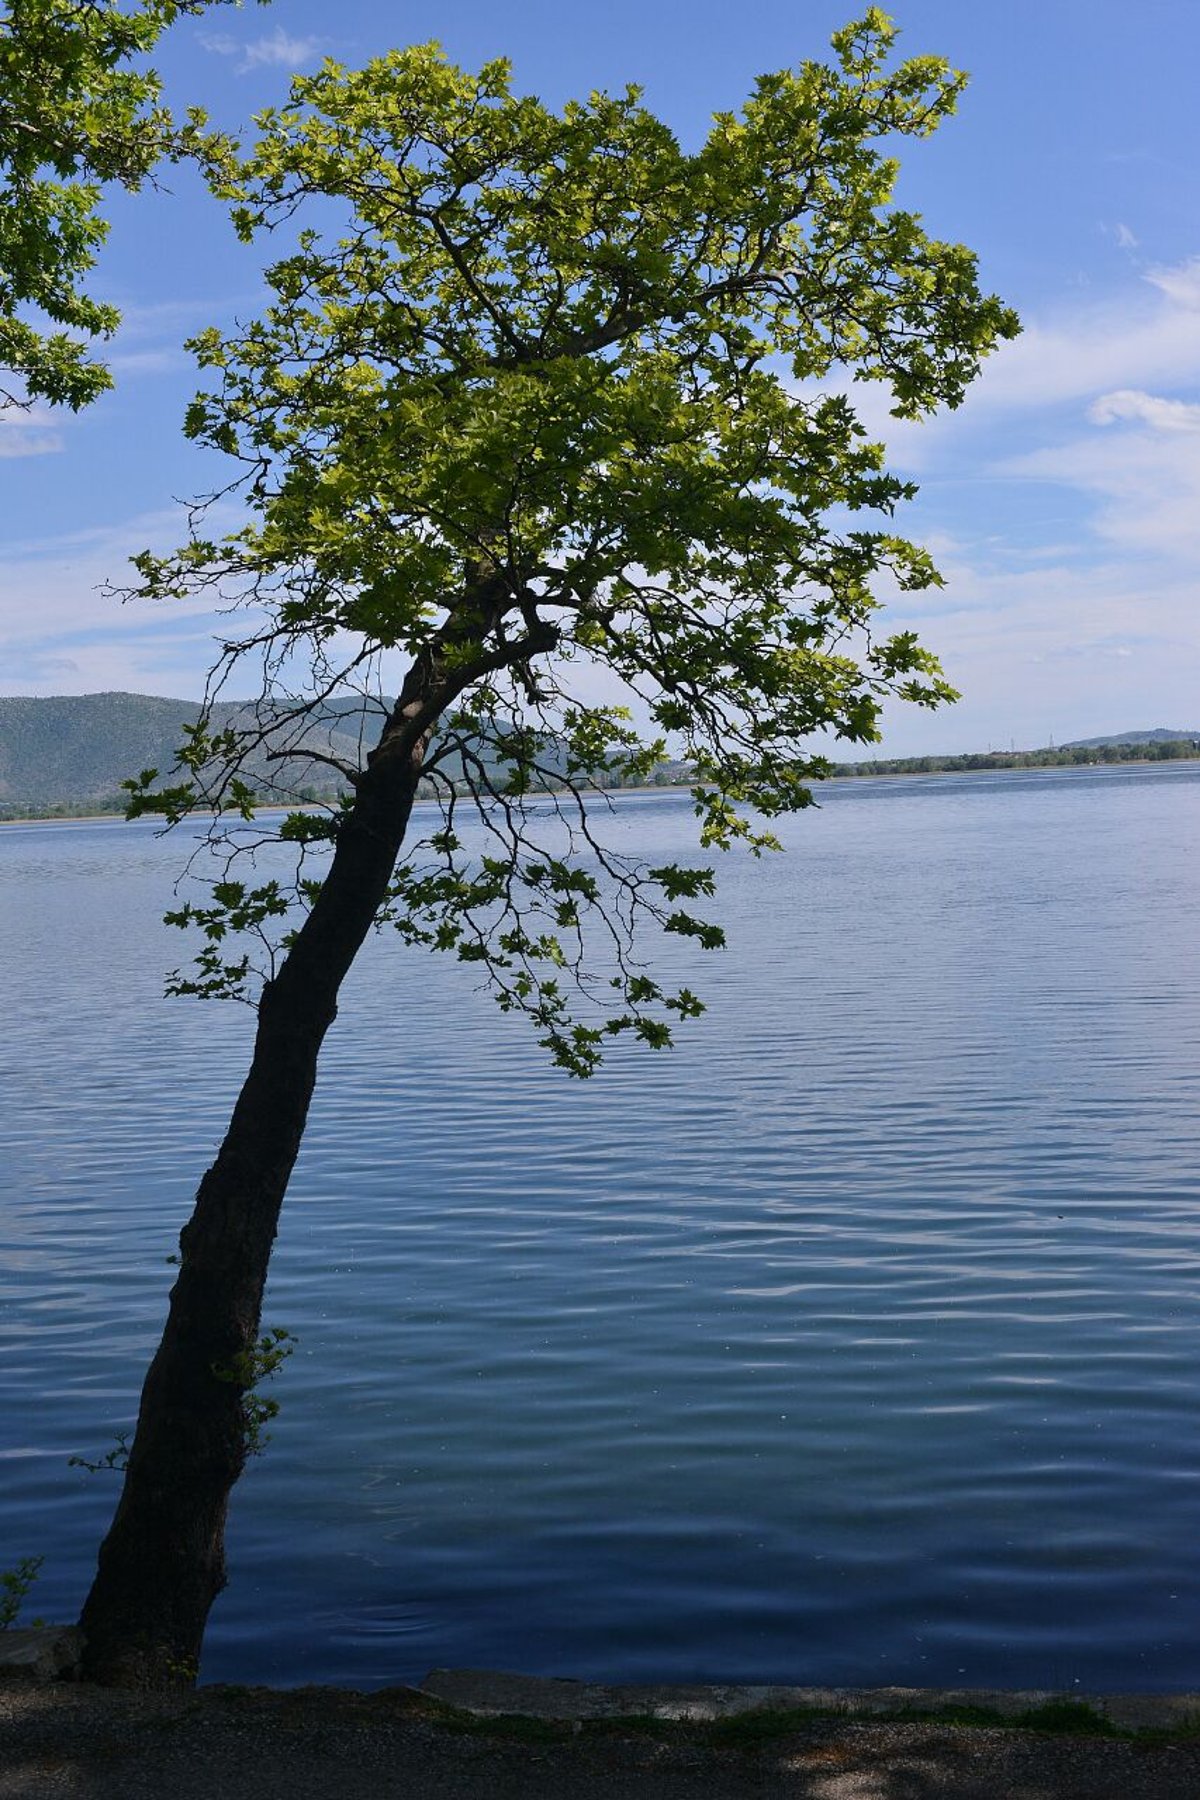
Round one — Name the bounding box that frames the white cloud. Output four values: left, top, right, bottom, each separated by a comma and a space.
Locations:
0, 630, 232, 700
93, 291, 265, 381
1146, 257, 1200, 310
872, 556, 1200, 754
1089, 389, 1200, 432
971, 271, 1200, 414
105, 299, 219, 340
106, 348, 189, 380
787, 254, 1200, 482
200, 27, 329, 75
0, 505, 241, 645
829, 255, 1200, 412
105, 295, 261, 341
0, 500, 288, 700
998, 387, 1200, 559
0, 409, 63, 458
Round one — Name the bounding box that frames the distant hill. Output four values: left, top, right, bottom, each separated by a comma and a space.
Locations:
1060, 728, 1200, 749
0, 691, 591, 819
0, 691, 382, 817
4, 694, 1197, 819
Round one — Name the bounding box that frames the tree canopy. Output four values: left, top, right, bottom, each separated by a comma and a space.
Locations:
0, 0, 231, 409
81, 15, 1020, 1685
129, 10, 1018, 1072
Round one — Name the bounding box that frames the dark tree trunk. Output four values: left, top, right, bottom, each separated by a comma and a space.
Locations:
78, 715, 429, 1687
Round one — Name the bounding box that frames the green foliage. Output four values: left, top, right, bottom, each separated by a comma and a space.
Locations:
137, 14, 1017, 1070
164, 880, 290, 1000
278, 809, 342, 843
0, 1555, 42, 1628
0, 0, 241, 410
121, 764, 198, 825
69, 1432, 131, 1474
211, 1326, 296, 1454
425, 1693, 1171, 1750
1015, 1700, 1118, 1737
703, 1696, 1122, 1747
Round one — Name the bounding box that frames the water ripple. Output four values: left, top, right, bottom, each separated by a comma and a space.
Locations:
2, 765, 1199, 1691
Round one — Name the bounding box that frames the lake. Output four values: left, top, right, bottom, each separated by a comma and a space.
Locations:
2, 761, 1199, 1691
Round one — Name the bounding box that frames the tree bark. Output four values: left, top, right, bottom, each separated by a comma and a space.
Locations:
78, 710, 429, 1687
77, 578, 555, 1687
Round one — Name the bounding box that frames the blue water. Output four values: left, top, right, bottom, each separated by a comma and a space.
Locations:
2, 762, 1199, 1691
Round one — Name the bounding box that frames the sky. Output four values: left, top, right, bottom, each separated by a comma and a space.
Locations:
2, 0, 1198, 756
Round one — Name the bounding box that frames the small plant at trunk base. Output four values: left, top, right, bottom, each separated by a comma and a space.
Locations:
69, 1433, 132, 1475
76, 12, 1018, 1689
212, 1327, 296, 1455
1, 1557, 44, 1629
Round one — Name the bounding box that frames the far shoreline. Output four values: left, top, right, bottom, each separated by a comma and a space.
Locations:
4, 750, 1199, 829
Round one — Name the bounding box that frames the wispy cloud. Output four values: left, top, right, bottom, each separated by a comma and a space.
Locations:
200, 26, 330, 75
106, 348, 189, 380
107, 295, 259, 341
996, 381, 1200, 562
1145, 257, 1200, 309
92, 291, 265, 380
1090, 389, 1200, 432
781, 262, 1200, 507
0, 630, 236, 701
0, 409, 63, 459
797, 253, 1200, 428
0, 505, 244, 647
971, 267, 1200, 415
873, 554, 1200, 753
835, 247, 1200, 750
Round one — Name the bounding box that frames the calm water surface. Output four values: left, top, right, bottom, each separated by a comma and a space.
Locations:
2, 763, 1199, 1690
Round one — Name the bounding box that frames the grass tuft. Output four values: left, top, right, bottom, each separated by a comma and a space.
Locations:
1014, 1700, 1118, 1737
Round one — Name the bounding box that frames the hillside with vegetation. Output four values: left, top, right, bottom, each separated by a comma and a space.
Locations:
0, 692, 687, 819
0, 692, 379, 819
1, 694, 1197, 819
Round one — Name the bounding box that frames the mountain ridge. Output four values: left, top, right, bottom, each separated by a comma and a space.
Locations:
1, 692, 1197, 818
0, 690, 381, 815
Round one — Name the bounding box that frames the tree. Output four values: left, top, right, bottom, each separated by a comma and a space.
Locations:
0, 0, 233, 411
77, 11, 1018, 1686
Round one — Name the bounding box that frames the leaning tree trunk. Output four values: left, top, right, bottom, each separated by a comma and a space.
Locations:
78, 717, 429, 1687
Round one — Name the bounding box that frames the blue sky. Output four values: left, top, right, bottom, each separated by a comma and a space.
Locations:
3, 0, 1198, 755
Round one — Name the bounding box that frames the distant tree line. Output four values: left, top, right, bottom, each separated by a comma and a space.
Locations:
4, 742, 1198, 822
0, 767, 681, 820
0, 794, 135, 821
828, 738, 1200, 778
